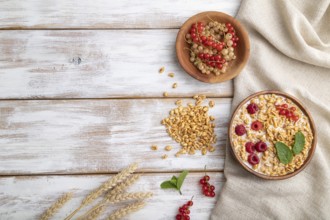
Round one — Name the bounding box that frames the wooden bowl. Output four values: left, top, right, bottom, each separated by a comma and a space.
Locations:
228, 91, 317, 180
176, 11, 250, 83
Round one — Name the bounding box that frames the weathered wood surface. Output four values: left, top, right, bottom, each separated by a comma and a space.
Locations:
0, 98, 231, 175
0, 0, 242, 29
0, 30, 232, 99
0, 1, 243, 219
0, 172, 224, 220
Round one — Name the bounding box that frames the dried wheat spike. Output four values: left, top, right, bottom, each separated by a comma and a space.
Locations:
40, 192, 73, 220
107, 174, 140, 197
106, 201, 146, 220
65, 163, 138, 220
106, 192, 153, 204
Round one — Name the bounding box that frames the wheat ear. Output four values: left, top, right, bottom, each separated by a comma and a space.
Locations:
65, 163, 138, 220
40, 192, 73, 220
80, 191, 152, 219
107, 174, 140, 197
79, 174, 141, 219
106, 201, 145, 220
106, 192, 153, 204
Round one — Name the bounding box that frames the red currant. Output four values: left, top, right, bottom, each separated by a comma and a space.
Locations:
200, 179, 206, 184
290, 107, 296, 111
210, 191, 216, 197
202, 185, 209, 191
286, 112, 292, 118
210, 185, 215, 191
203, 175, 210, 181
187, 201, 193, 206
292, 115, 299, 122
184, 216, 190, 220
281, 104, 288, 108
176, 214, 182, 220
279, 109, 286, 115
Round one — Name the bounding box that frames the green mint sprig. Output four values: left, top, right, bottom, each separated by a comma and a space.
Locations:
275, 131, 305, 164
160, 170, 188, 195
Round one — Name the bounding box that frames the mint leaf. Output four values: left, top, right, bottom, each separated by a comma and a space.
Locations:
160, 181, 177, 189
170, 176, 178, 186
275, 142, 293, 164
177, 170, 189, 190
293, 131, 305, 155
160, 171, 189, 195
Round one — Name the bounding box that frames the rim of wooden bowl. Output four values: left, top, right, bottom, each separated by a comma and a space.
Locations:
228, 90, 317, 180
175, 11, 250, 83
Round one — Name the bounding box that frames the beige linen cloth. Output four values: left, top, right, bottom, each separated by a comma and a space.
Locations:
211, 0, 330, 219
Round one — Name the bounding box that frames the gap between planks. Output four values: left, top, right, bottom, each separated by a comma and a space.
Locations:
0, 96, 233, 101
0, 170, 225, 178
0, 27, 182, 30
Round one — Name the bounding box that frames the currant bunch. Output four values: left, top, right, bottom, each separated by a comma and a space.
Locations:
275, 103, 299, 122
186, 20, 239, 76
199, 174, 215, 197
175, 198, 193, 220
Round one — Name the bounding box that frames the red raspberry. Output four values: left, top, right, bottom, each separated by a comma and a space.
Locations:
245, 142, 255, 153
255, 141, 267, 152
235, 124, 246, 136
246, 103, 259, 114
251, 120, 263, 131
248, 154, 260, 165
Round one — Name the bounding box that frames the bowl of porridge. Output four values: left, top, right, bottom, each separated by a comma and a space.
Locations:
228, 91, 317, 180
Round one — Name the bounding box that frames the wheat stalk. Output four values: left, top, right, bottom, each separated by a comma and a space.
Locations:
107, 174, 140, 197
106, 201, 146, 220
40, 192, 73, 220
106, 192, 153, 204
65, 163, 138, 220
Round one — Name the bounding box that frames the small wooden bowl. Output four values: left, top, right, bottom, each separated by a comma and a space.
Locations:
176, 11, 250, 83
228, 91, 317, 180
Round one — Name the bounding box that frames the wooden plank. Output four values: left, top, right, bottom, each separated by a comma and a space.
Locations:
0, 98, 230, 175
0, 172, 224, 220
0, 0, 241, 29
0, 30, 232, 99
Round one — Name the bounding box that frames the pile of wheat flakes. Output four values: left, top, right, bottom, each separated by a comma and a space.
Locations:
160, 95, 217, 158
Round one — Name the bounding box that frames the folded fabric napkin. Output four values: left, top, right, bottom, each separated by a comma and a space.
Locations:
212, 0, 330, 219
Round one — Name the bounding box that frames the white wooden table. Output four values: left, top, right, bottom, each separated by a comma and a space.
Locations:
0, 1, 241, 219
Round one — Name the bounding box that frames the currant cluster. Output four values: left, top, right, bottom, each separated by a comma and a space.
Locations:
199, 175, 215, 197
176, 199, 193, 220
245, 141, 268, 165
275, 104, 299, 122
186, 21, 239, 76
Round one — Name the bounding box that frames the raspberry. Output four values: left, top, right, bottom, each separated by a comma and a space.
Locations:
246, 103, 259, 114
251, 120, 263, 131
255, 141, 267, 152
245, 142, 255, 153
248, 154, 260, 165
235, 124, 246, 136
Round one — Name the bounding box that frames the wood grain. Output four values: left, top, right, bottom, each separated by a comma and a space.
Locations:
0, 98, 231, 175
0, 0, 241, 29
0, 172, 224, 220
0, 30, 232, 99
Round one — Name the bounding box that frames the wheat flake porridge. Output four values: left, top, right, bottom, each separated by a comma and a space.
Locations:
230, 93, 314, 177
